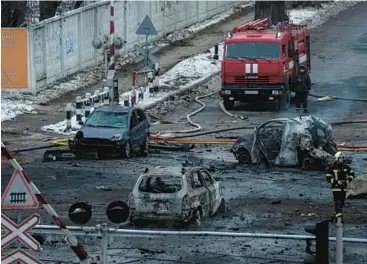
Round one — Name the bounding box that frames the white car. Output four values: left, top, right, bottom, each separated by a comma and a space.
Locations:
128, 166, 225, 227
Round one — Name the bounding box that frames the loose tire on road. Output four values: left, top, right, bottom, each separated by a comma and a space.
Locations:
236, 148, 251, 164
223, 98, 234, 110
121, 141, 132, 159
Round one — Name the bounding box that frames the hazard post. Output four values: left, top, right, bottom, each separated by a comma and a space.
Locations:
1, 170, 43, 263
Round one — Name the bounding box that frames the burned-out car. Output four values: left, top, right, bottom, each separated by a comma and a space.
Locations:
231, 116, 339, 170
69, 105, 150, 159
128, 166, 225, 227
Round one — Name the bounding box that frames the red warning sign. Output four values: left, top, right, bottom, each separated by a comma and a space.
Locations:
1, 170, 39, 209
1, 249, 44, 264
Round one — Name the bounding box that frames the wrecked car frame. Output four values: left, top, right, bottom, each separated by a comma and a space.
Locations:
231, 116, 339, 170
128, 166, 225, 227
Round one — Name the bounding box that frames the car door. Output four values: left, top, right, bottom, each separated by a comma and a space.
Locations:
129, 110, 140, 150
189, 170, 210, 218
200, 168, 221, 215
136, 109, 148, 143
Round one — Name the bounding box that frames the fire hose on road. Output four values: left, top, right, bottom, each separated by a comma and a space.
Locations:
309, 93, 367, 102
158, 91, 217, 135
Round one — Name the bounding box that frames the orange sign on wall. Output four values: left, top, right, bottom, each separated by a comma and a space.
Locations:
1, 28, 28, 89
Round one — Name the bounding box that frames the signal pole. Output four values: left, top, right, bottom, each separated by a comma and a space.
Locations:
335, 217, 343, 264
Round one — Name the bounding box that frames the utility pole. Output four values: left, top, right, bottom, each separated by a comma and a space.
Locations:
109, 0, 115, 72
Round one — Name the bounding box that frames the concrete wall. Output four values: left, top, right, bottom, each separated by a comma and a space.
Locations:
27, 1, 243, 93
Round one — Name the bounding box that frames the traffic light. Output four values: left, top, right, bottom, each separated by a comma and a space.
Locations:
68, 202, 92, 225
68, 200, 129, 225
304, 220, 329, 264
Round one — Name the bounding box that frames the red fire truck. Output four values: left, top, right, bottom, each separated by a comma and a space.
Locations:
217, 18, 311, 110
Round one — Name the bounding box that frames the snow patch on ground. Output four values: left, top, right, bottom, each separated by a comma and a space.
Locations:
165, 2, 254, 43
41, 47, 224, 136
1, 4, 248, 123
39, 1, 363, 136
288, 1, 362, 29
115, 2, 254, 69
1, 67, 101, 122
1, 99, 35, 122
2, 1, 361, 124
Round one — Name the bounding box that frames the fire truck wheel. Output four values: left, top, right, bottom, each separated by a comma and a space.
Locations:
223, 99, 234, 110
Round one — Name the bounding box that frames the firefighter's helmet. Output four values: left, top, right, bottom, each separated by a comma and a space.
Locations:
334, 151, 345, 161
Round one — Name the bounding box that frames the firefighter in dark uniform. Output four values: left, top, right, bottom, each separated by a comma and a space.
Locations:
295, 65, 311, 113
326, 151, 355, 220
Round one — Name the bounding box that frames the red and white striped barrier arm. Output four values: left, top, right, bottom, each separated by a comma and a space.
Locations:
1, 142, 90, 264
109, 0, 115, 71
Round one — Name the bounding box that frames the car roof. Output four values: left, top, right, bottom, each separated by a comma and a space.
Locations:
95, 105, 142, 113
142, 166, 203, 178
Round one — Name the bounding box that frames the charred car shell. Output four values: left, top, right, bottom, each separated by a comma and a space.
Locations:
231, 116, 340, 170
128, 166, 225, 227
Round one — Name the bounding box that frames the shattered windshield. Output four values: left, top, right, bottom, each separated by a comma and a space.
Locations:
139, 175, 183, 193
225, 42, 280, 60
85, 111, 128, 128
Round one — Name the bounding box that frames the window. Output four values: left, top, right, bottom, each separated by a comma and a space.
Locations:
136, 110, 145, 123
138, 175, 182, 193
200, 170, 213, 186
85, 111, 128, 128
191, 172, 203, 189
225, 42, 280, 60
130, 111, 138, 128
282, 45, 286, 57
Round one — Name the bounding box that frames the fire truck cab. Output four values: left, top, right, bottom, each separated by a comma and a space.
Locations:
217, 18, 311, 110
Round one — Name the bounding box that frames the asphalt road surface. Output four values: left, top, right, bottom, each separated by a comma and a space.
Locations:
1, 3, 367, 264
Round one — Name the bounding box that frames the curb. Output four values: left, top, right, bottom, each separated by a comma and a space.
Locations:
141, 70, 220, 111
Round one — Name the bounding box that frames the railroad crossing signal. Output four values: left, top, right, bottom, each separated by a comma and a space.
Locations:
1, 249, 44, 264
304, 220, 329, 264
1, 169, 39, 209
1, 213, 41, 251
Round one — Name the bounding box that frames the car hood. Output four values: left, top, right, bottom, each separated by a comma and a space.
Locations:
79, 126, 128, 139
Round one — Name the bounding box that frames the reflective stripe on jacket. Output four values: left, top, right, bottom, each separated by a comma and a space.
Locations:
326, 163, 355, 191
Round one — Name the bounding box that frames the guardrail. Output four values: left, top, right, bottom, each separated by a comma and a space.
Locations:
32, 225, 367, 243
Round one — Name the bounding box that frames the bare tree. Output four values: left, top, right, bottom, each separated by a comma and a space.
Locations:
254, 1, 288, 24
1, 1, 27, 27
39, 1, 61, 22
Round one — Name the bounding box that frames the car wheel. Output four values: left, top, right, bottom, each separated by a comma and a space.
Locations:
217, 199, 226, 215
236, 148, 251, 164
121, 141, 132, 159
223, 98, 234, 110
140, 135, 150, 156
97, 150, 105, 160
74, 151, 82, 160
192, 209, 202, 227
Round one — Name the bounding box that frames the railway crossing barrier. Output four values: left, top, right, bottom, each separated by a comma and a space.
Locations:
29, 224, 367, 264
1, 142, 91, 263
